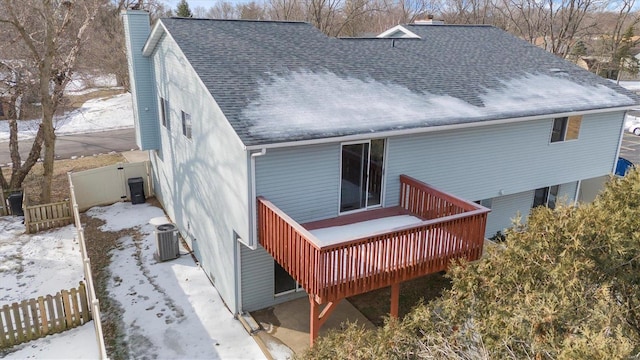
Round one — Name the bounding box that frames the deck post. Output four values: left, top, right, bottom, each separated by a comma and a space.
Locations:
390, 282, 400, 318
309, 295, 320, 347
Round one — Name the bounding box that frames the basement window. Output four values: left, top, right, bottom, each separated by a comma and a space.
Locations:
533, 185, 559, 209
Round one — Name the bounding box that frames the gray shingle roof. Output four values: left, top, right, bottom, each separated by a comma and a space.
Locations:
158, 18, 639, 146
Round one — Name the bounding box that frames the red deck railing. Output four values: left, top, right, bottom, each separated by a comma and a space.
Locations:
257, 175, 490, 304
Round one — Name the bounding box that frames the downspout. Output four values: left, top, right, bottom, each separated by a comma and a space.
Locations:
235, 148, 266, 316
250, 148, 267, 250
613, 111, 627, 174
573, 179, 581, 206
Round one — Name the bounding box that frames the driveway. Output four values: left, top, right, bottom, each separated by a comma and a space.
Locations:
0, 128, 136, 165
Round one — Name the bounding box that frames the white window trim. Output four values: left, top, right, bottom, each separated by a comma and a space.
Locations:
181, 110, 192, 140
550, 116, 581, 143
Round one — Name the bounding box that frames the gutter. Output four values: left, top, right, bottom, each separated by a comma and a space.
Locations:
245, 105, 638, 151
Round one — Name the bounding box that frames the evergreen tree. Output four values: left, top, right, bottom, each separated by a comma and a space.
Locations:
176, 0, 193, 18
305, 170, 640, 359
615, 26, 639, 81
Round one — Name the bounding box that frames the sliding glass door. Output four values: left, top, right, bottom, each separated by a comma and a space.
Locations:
340, 139, 385, 213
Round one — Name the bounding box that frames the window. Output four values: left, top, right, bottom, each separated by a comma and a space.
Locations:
340, 139, 385, 213
181, 111, 192, 139
475, 198, 492, 209
160, 97, 170, 130
550, 115, 582, 142
533, 185, 559, 209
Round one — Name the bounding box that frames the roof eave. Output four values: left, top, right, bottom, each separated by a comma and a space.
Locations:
142, 20, 167, 56
377, 25, 421, 39
244, 104, 636, 150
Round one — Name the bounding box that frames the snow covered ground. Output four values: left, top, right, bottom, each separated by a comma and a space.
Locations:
0, 93, 134, 141
85, 201, 265, 359
0, 202, 266, 359
0, 217, 99, 359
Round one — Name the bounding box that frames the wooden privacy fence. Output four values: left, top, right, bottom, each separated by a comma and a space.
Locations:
0, 189, 19, 216
23, 195, 73, 234
0, 282, 91, 348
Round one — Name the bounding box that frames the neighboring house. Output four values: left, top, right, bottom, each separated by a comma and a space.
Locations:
123, 11, 639, 344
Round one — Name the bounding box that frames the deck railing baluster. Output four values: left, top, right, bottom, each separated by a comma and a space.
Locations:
257, 175, 489, 305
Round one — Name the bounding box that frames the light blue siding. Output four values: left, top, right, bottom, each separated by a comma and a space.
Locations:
483, 181, 577, 238
241, 143, 340, 310
122, 10, 159, 150
255, 144, 340, 223
385, 112, 623, 204
243, 113, 623, 310
484, 190, 533, 238
148, 31, 249, 313
240, 246, 306, 311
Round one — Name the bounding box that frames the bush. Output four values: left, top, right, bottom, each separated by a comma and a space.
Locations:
303, 170, 640, 359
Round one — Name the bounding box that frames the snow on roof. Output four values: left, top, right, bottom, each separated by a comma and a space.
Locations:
245, 71, 633, 140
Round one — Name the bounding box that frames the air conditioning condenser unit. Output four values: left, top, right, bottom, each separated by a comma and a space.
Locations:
155, 223, 179, 262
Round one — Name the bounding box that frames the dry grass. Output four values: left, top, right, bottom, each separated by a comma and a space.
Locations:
348, 272, 451, 327
62, 89, 125, 112
2, 153, 125, 204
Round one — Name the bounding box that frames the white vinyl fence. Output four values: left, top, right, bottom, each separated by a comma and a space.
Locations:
69, 161, 153, 211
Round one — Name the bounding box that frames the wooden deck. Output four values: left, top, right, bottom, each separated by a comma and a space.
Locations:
257, 174, 490, 346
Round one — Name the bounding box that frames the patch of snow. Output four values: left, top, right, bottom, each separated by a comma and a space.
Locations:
0, 216, 97, 359
0, 93, 134, 141
85, 201, 158, 232
0, 219, 83, 304
87, 202, 265, 359
65, 74, 117, 94
0, 201, 266, 359
265, 340, 294, 360
617, 80, 640, 92
309, 215, 423, 247
3, 323, 99, 359
245, 71, 634, 140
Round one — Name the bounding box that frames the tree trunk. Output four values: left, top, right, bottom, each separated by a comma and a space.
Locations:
39, 101, 56, 204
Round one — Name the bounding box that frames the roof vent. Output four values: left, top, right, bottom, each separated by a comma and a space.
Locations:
549, 68, 568, 76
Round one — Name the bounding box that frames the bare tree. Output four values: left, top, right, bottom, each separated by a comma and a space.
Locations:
268, 0, 306, 20
0, 0, 101, 202
393, 0, 442, 24
207, 1, 241, 19
238, 1, 268, 19
0, 60, 43, 191
598, 0, 640, 79
496, 0, 602, 58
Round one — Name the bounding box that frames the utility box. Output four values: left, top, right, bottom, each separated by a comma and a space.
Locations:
8, 192, 23, 216
127, 177, 145, 204
155, 223, 179, 262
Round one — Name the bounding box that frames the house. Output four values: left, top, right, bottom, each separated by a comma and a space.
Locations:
122, 11, 639, 345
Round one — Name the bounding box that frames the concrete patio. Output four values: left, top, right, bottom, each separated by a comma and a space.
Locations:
251, 297, 375, 356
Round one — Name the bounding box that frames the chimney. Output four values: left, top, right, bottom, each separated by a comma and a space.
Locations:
413, 15, 445, 25
122, 10, 160, 151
